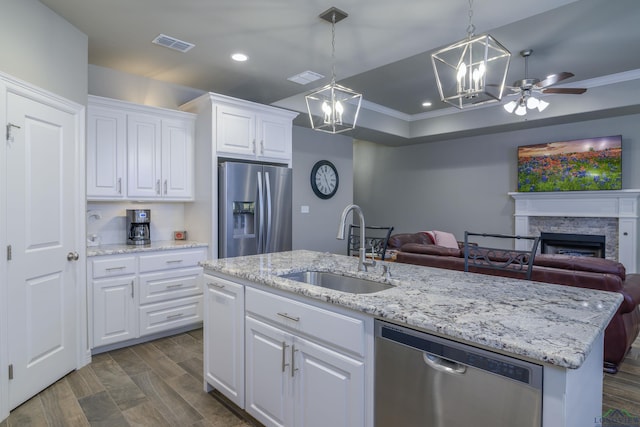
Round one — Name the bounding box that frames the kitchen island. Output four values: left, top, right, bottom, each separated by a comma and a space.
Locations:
202, 249, 622, 427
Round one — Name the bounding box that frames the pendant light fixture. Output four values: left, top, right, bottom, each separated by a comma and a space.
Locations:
431, 0, 511, 109
305, 7, 362, 134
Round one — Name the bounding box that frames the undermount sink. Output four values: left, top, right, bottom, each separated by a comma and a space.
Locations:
280, 270, 393, 294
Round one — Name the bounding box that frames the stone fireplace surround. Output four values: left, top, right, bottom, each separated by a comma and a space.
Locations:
509, 190, 640, 273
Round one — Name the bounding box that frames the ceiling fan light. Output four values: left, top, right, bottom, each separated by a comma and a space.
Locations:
537, 99, 550, 112
515, 104, 527, 116
504, 100, 517, 113
526, 96, 539, 110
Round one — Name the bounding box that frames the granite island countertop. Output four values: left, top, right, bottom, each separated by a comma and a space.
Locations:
202, 249, 623, 369
87, 240, 208, 257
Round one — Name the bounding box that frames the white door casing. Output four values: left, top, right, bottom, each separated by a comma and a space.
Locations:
5, 88, 80, 410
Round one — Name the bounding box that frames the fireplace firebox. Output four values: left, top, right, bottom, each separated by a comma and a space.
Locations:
540, 232, 605, 258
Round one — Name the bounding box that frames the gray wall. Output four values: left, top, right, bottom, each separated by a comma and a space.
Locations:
0, 0, 87, 105
292, 127, 353, 254
88, 65, 204, 109
354, 113, 640, 242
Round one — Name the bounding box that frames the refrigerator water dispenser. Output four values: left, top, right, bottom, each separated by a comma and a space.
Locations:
233, 201, 255, 237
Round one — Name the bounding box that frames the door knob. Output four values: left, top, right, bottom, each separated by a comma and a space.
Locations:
67, 251, 79, 261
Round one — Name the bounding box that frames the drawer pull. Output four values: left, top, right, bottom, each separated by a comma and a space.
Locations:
165, 260, 184, 264
167, 313, 184, 320
208, 282, 225, 289
166, 283, 184, 289
277, 312, 300, 322
106, 266, 126, 271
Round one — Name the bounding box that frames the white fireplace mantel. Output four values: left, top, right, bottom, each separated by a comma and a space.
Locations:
509, 190, 640, 273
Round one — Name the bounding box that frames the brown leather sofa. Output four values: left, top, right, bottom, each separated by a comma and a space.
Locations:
388, 232, 640, 373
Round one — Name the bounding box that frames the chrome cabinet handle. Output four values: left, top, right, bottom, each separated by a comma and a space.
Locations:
281, 341, 290, 373
166, 283, 184, 289
165, 259, 183, 264
277, 312, 300, 322
117, 177, 122, 194
164, 179, 168, 195
291, 344, 298, 377
67, 251, 79, 261
130, 280, 134, 298
156, 179, 161, 195
208, 282, 225, 289
106, 266, 126, 271
167, 313, 184, 320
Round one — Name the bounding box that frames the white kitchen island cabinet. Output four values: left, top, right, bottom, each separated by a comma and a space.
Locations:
87, 95, 195, 201
204, 275, 245, 408
245, 287, 367, 427
203, 274, 373, 427
202, 250, 623, 427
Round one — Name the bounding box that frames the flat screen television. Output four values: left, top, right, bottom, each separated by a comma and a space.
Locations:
517, 135, 622, 192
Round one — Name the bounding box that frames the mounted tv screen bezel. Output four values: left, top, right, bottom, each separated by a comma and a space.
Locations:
517, 135, 622, 192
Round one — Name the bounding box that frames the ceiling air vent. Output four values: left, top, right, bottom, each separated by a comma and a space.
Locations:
287, 70, 325, 85
152, 34, 195, 53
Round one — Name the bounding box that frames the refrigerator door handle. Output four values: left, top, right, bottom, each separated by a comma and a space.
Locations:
257, 171, 264, 253
265, 171, 272, 251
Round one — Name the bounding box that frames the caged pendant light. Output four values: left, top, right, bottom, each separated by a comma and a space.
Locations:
305, 7, 362, 134
431, 0, 511, 109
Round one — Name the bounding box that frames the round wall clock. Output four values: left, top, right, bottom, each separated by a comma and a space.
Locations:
310, 160, 339, 199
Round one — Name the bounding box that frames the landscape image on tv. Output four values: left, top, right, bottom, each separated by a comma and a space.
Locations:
517, 135, 622, 192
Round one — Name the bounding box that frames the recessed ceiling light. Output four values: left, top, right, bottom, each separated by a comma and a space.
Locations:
231, 53, 248, 62
422, 101, 433, 107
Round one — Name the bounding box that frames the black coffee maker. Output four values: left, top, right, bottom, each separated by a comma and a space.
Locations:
126, 209, 151, 245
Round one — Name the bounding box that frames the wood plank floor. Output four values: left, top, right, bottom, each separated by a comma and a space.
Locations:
2, 328, 639, 426
1, 329, 253, 427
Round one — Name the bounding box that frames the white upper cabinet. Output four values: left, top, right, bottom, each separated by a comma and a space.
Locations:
86, 105, 126, 199
87, 96, 195, 201
182, 93, 298, 164
127, 112, 162, 199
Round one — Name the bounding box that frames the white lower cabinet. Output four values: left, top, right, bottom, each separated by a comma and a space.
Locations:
204, 276, 371, 427
204, 275, 245, 407
245, 316, 365, 427
93, 274, 137, 347
89, 247, 206, 352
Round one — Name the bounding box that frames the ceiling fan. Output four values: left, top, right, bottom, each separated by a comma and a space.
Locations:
504, 49, 587, 116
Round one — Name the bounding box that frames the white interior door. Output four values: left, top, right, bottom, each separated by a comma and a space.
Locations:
5, 90, 78, 409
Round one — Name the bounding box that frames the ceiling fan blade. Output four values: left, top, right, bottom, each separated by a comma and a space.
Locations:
534, 72, 575, 89
542, 87, 587, 94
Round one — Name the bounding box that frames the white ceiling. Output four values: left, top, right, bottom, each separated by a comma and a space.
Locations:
39, 0, 640, 144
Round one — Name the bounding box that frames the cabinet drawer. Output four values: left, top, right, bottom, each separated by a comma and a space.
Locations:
245, 287, 365, 356
139, 295, 203, 336
92, 255, 136, 278
139, 267, 203, 304
138, 248, 206, 272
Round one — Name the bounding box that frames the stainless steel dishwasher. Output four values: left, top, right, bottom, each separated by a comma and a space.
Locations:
375, 320, 543, 427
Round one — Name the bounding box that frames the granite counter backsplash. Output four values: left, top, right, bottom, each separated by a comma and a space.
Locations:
202, 249, 622, 369
87, 240, 208, 257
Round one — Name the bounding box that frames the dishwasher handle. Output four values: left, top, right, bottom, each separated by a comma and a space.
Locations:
423, 353, 467, 375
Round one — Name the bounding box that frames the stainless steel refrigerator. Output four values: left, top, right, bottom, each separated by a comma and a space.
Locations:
219, 161, 292, 258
